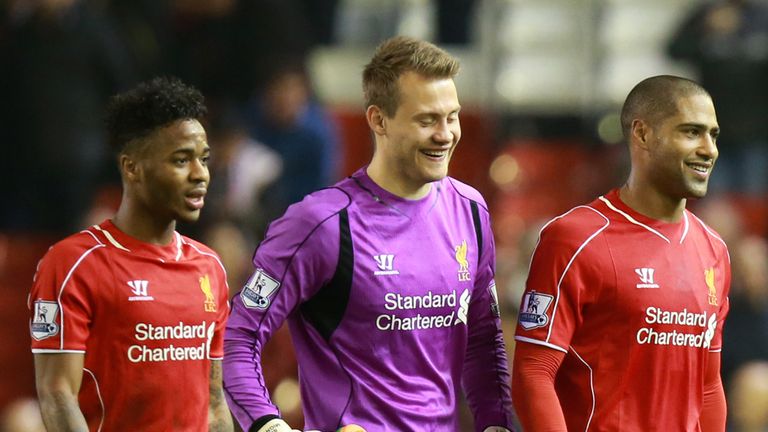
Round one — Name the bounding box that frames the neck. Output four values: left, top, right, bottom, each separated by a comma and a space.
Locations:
112, 197, 177, 245
619, 178, 686, 223
366, 158, 431, 200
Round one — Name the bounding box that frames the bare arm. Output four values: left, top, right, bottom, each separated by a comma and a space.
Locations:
34, 353, 88, 432
209, 360, 234, 432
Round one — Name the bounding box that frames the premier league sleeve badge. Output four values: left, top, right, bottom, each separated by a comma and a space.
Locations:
241, 268, 281, 310
518, 291, 554, 330
31, 300, 60, 340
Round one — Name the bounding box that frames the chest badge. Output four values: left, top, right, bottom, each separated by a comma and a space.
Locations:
635, 268, 659, 289
128, 280, 154, 301
455, 240, 471, 282
705, 268, 718, 306
200, 275, 217, 312
374, 254, 399, 276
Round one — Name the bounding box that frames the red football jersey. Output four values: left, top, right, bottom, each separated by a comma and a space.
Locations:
29, 220, 229, 431
515, 190, 730, 431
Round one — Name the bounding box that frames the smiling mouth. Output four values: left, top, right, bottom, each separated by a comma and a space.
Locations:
686, 161, 711, 175
421, 149, 449, 159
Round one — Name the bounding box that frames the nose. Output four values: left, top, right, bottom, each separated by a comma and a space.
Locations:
190, 158, 210, 184
698, 133, 718, 161
433, 119, 457, 145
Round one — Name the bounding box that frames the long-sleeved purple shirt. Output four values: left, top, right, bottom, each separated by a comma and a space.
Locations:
223, 168, 514, 432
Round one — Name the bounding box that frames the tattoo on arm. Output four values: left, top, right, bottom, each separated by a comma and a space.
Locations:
208, 361, 234, 432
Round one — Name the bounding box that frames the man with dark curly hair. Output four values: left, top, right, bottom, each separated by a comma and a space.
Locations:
29, 77, 233, 431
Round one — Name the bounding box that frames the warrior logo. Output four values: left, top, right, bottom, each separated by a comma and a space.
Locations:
128, 280, 154, 301
518, 291, 554, 330
635, 268, 660, 289
373, 254, 399, 276
241, 268, 281, 309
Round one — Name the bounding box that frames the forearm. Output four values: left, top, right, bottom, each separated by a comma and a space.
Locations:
38, 390, 88, 432
699, 352, 727, 432
35, 353, 87, 432
463, 322, 515, 429
512, 342, 567, 432
699, 381, 726, 432
208, 392, 234, 432
512, 376, 567, 432
223, 326, 280, 428
209, 360, 234, 432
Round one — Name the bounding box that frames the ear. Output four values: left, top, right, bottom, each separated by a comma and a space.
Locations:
119, 154, 141, 183
630, 119, 652, 150
366, 105, 387, 137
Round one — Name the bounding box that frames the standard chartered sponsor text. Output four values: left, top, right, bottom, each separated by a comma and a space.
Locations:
128, 321, 211, 363
636, 307, 717, 348
377, 290, 461, 331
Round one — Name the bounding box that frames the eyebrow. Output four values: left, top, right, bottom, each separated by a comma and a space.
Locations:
678, 122, 719, 132
172, 145, 210, 155
414, 107, 462, 118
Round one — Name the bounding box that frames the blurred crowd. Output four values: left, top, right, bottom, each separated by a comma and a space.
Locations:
1, 1, 767, 431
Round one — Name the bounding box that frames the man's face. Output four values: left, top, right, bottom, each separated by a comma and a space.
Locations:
134, 119, 210, 223
646, 93, 719, 200
380, 71, 461, 189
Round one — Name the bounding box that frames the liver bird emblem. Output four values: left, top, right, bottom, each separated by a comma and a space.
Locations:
200, 275, 217, 312
705, 268, 718, 306
455, 240, 469, 273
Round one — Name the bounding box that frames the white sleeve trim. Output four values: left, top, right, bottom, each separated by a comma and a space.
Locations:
514, 336, 568, 353
57, 244, 105, 349
31, 349, 86, 354
545, 206, 609, 344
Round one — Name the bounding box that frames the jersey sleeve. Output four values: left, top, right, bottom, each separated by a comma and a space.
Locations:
210, 255, 231, 360
514, 209, 609, 353
708, 244, 731, 352
223, 196, 343, 430
29, 237, 103, 353
461, 203, 515, 430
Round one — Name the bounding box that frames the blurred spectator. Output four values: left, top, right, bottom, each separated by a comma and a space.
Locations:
694, 195, 746, 248
195, 107, 282, 243
668, 0, 768, 196
203, 221, 251, 296
241, 62, 341, 227
0, 398, 44, 432
728, 361, 768, 432
0, 0, 134, 234
722, 235, 768, 385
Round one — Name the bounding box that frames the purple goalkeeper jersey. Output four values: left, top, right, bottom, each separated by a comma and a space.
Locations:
223, 168, 514, 432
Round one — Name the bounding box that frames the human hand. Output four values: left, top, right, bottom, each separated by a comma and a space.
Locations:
336, 425, 366, 432
256, 418, 301, 432
304, 425, 366, 432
